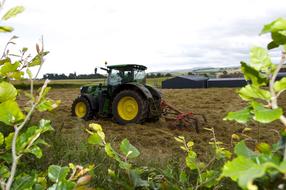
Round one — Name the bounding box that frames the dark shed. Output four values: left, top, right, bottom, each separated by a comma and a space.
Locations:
276, 72, 286, 80
162, 76, 208, 89
208, 78, 248, 88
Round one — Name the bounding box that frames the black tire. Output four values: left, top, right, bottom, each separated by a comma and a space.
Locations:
71, 96, 94, 120
112, 90, 148, 124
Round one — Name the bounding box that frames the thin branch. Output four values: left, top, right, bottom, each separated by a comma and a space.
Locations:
269, 51, 286, 127
5, 80, 49, 190
34, 36, 44, 80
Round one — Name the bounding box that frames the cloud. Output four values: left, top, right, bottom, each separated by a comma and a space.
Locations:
0, 0, 286, 75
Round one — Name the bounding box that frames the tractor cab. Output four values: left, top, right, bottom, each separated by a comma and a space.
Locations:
106, 64, 147, 86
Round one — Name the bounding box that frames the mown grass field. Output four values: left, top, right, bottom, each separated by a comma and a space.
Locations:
17, 87, 286, 172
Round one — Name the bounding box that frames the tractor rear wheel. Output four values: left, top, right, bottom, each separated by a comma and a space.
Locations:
71, 96, 94, 120
112, 90, 147, 124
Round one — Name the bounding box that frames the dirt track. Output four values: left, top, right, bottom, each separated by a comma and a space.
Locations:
18, 88, 286, 163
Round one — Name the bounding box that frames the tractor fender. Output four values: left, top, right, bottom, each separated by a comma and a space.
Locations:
144, 85, 162, 100
112, 83, 153, 100
80, 94, 98, 111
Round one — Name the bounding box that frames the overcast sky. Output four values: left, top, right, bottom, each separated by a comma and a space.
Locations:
1, 0, 286, 75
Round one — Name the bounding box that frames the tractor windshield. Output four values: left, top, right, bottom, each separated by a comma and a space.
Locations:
108, 69, 122, 86
107, 67, 146, 85
134, 69, 146, 82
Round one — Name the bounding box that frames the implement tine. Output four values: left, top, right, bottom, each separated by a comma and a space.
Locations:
185, 116, 199, 133
193, 113, 207, 123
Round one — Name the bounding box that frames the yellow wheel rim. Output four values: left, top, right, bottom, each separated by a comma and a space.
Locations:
75, 102, 87, 118
117, 96, 139, 121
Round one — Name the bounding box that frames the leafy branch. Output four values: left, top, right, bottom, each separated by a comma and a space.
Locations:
222, 18, 286, 190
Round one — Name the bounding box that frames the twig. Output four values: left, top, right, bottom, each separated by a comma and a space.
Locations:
269, 51, 286, 127
5, 80, 49, 190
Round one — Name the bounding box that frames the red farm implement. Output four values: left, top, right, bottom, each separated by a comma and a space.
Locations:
160, 100, 206, 133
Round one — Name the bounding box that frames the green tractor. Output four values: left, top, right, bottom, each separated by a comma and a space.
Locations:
71, 64, 162, 124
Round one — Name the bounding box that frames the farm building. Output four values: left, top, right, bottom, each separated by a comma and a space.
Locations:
208, 78, 248, 88
162, 76, 208, 89
277, 72, 286, 80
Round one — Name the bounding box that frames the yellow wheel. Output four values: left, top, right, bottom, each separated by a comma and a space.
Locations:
75, 102, 87, 118
112, 90, 147, 124
117, 96, 139, 121
71, 96, 93, 120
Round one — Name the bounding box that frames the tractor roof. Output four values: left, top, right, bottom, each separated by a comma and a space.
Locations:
107, 64, 147, 70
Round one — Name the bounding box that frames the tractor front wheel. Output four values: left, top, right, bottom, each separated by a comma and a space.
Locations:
112, 90, 147, 124
71, 96, 94, 120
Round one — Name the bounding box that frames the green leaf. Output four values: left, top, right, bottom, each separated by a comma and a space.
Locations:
47, 180, 76, 190
185, 151, 197, 170
240, 62, 268, 86
26, 68, 33, 79
0, 26, 13, 32
0, 100, 25, 125
249, 47, 273, 72
0, 57, 11, 66
38, 119, 53, 132
239, 85, 271, 101
120, 138, 140, 159
174, 136, 184, 143
251, 101, 283, 123
48, 165, 70, 183
278, 160, 286, 173
0, 61, 20, 76
261, 18, 286, 34
0, 132, 3, 145
87, 133, 103, 145
224, 107, 251, 124
201, 170, 219, 188
89, 123, 102, 131
27, 145, 43, 158
179, 170, 188, 184
234, 141, 257, 158
17, 120, 52, 152
12, 175, 35, 190
274, 77, 286, 92
222, 156, 279, 189
0, 81, 17, 102
271, 31, 286, 46
267, 41, 280, 50
105, 143, 120, 161
5, 132, 14, 149
2, 6, 25, 21
37, 99, 61, 112
28, 52, 49, 67
0, 165, 10, 179
256, 143, 271, 154
9, 71, 24, 80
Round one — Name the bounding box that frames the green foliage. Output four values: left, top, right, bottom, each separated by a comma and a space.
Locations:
224, 107, 251, 124
222, 17, 286, 190
0, 82, 17, 102
1, 6, 24, 21
120, 138, 140, 159
251, 101, 283, 123
0, 100, 25, 125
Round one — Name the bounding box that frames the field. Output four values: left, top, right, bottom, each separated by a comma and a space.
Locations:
17, 87, 286, 168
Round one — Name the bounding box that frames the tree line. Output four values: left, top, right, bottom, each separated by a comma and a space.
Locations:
42, 72, 172, 80
42, 73, 105, 80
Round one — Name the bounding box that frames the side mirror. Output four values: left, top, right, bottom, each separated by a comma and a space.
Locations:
94, 68, 97, 74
